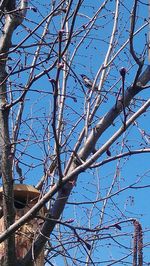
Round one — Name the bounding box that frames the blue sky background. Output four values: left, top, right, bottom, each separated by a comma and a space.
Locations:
1, 0, 149, 265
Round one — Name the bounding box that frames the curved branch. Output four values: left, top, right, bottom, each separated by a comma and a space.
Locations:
91, 148, 150, 168
0, 0, 28, 55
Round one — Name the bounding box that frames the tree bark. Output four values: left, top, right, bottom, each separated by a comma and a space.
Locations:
0, 68, 16, 266
0, 1, 28, 264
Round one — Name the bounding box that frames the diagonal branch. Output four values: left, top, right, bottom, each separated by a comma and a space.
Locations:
3, 65, 149, 265
79, 66, 150, 160
0, 96, 149, 265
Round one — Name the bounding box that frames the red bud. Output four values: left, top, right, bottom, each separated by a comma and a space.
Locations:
119, 67, 126, 77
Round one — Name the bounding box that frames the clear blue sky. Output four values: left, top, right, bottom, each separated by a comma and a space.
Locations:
3, 0, 149, 264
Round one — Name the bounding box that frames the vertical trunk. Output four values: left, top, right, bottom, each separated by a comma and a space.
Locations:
0, 69, 16, 265
0, 1, 27, 264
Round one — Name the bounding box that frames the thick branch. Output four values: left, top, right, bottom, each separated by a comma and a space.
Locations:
18, 66, 150, 265
0, 0, 28, 55
0, 98, 149, 265
79, 66, 150, 160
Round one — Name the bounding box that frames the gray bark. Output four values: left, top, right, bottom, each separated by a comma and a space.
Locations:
0, 1, 28, 265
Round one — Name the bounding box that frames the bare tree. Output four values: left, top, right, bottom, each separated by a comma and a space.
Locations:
0, 0, 149, 265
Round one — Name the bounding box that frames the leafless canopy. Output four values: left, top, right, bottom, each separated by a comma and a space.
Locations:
0, 0, 149, 265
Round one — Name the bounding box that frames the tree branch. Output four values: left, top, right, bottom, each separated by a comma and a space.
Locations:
8, 66, 150, 265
